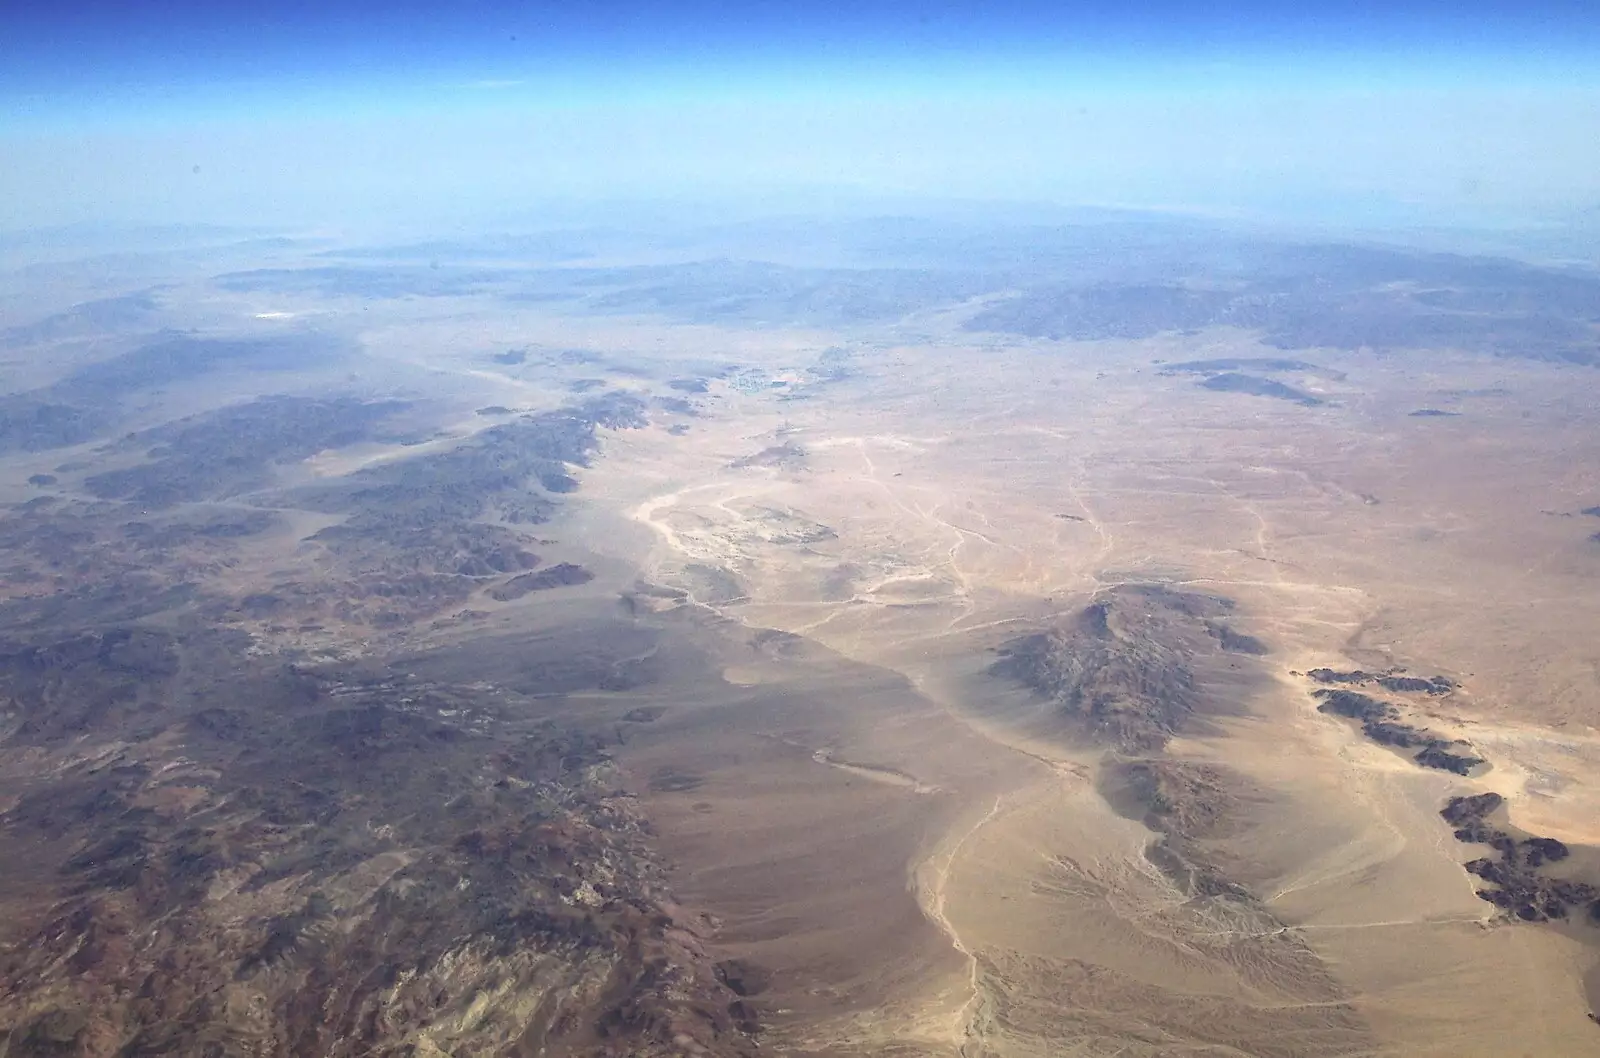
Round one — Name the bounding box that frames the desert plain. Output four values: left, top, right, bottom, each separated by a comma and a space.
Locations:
1, 221, 1599, 1056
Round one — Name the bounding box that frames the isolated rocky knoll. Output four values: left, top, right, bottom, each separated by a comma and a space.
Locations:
997, 590, 1271, 891
990, 585, 1264, 751
993, 589, 1367, 1035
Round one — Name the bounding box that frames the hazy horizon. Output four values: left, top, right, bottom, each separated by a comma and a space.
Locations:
4, 1, 1599, 235
8, 7, 1600, 1054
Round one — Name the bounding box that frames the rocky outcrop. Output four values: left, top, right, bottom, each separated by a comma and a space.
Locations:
489, 563, 596, 601
1305, 668, 1456, 694
991, 586, 1260, 752
1441, 795, 1600, 924
0, 628, 757, 1058
0, 384, 755, 1055
1199, 373, 1324, 406
1312, 689, 1484, 774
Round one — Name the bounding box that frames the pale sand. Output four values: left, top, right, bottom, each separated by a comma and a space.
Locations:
540, 321, 1600, 1055
300, 303, 1600, 1054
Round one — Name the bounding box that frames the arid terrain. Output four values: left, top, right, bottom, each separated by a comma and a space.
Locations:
3, 218, 1600, 1056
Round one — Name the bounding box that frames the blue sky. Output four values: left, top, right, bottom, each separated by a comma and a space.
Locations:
2, 1, 1598, 231
6, 0, 1598, 115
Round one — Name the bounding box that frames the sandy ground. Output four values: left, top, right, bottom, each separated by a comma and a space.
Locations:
28, 283, 1597, 1054
524, 317, 1600, 1055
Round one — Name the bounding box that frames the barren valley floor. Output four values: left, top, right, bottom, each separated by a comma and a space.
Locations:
4, 238, 1600, 1056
